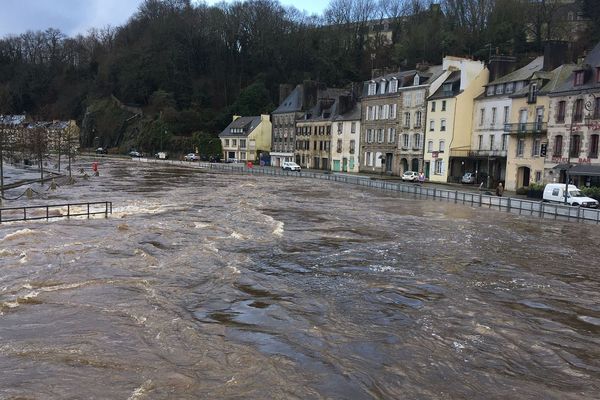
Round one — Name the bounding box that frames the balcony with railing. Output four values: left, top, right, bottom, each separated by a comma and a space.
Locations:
503, 122, 547, 134
449, 149, 507, 158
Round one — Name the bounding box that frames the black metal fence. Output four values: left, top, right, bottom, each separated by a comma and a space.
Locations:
135, 159, 600, 224
0, 201, 112, 223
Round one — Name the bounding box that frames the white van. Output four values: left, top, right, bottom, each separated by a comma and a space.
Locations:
543, 184, 598, 208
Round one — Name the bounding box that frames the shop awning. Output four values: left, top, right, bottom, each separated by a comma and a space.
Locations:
552, 163, 600, 177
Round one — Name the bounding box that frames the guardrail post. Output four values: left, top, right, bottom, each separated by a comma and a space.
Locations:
46, 206, 49, 220
87, 203, 90, 219
23, 207, 26, 221
507, 197, 511, 213
454, 190, 458, 203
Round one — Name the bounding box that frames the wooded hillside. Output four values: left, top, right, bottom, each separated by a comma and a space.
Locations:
0, 0, 598, 154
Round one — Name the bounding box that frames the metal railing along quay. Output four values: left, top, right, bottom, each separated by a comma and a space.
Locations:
192, 162, 600, 224
0, 201, 112, 223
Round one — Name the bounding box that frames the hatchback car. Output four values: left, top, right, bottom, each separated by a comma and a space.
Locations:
128, 150, 142, 157
282, 161, 301, 171
401, 171, 418, 181
96, 147, 108, 154
184, 153, 199, 161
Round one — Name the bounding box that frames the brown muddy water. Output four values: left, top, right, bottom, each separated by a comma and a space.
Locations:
1, 159, 599, 399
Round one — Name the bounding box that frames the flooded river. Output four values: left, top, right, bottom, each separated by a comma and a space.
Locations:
1, 159, 599, 399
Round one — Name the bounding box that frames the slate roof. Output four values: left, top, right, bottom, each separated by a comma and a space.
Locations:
428, 70, 461, 100
486, 56, 544, 86
219, 116, 263, 138
334, 102, 362, 121
362, 65, 444, 97
273, 85, 303, 114
550, 41, 600, 96
509, 64, 578, 98
301, 88, 350, 121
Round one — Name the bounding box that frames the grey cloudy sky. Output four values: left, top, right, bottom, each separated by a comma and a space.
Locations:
0, 0, 326, 39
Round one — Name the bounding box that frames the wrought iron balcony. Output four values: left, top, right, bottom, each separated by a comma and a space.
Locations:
503, 122, 547, 134
449, 149, 507, 158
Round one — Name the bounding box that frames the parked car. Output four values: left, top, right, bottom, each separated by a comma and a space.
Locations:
96, 147, 108, 154
282, 161, 301, 171
155, 151, 168, 159
461, 172, 476, 184
542, 184, 598, 208
128, 150, 142, 157
401, 171, 418, 181
184, 153, 199, 161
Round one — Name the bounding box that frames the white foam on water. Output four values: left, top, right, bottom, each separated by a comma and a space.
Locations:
272, 221, 284, 237
127, 379, 153, 400
1, 228, 37, 242
194, 222, 211, 229
230, 231, 245, 240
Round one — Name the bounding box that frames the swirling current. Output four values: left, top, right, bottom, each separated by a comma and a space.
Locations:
1, 159, 599, 399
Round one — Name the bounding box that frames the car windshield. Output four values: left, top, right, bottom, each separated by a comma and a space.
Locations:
569, 190, 583, 197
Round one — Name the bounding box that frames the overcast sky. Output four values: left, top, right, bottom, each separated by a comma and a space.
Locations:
0, 0, 327, 38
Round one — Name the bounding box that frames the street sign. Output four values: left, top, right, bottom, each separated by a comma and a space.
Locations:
540, 143, 547, 157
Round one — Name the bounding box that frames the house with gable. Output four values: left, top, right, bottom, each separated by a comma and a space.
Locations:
546, 41, 600, 187
461, 56, 544, 189
424, 57, 488, 183
504, 62, 576, 191
295, 88, 355, 170
360, 64, 444, 176
271, 81, 320, 167
332, 99, 361, 173
219, 115, 271, 163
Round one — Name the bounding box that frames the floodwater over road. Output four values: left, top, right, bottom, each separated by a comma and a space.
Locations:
1, 159, 599, 399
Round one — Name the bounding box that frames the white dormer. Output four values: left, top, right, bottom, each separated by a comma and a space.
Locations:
413, 74, 420, 86
390, 78, 398, 93
368, 81, 376, 96
379, 80, 387, 94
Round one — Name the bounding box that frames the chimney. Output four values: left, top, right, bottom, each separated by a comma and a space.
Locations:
488, 55, 517, 82
337, 95, 353, 116
278, 84, 293, 104
416, 62, 429, 72
302, 80, 319, 110
543, 40, 570, 71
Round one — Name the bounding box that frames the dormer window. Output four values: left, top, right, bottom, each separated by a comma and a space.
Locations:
505, 83, 514, 94
574, 71, 585, 86
368, 82, 376, 96
390, 78, 398, 93
528, 82, 538, 103
495, 84, 504, 95
379, 80, 387, 94
486, 86, 494, 96
442, 83, 452, 94
413, 75, 420, 86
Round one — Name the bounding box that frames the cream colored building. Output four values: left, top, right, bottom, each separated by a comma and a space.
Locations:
331, 103, 361, 173
504, 65, 576, 191
219, 115, 271, 162
423, 57, 488, 183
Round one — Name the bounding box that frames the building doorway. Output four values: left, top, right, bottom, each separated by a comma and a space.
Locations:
385, 153, 393, 173
518, 166, 531, 188
342, 157, 348, 172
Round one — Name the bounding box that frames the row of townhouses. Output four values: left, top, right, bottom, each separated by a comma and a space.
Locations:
219, 41, 600, 191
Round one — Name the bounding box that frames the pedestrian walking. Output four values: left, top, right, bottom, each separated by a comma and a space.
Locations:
418, 171, 425, 185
